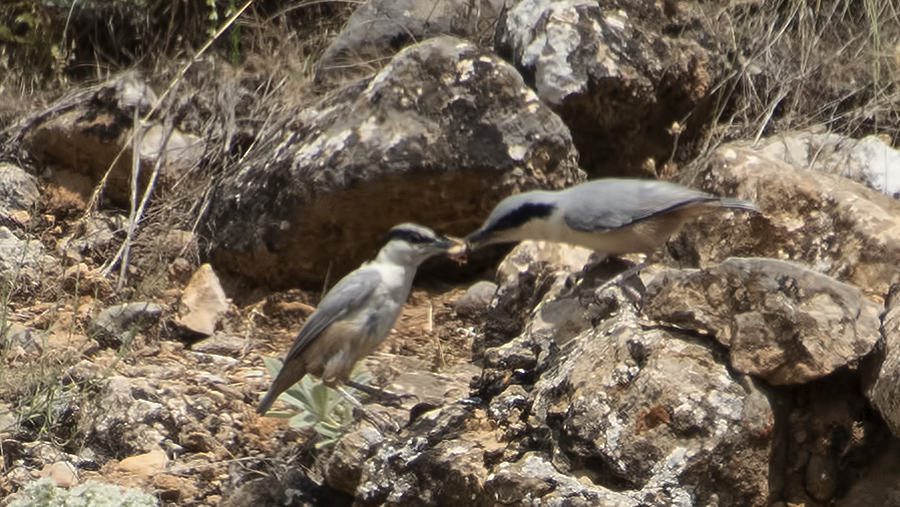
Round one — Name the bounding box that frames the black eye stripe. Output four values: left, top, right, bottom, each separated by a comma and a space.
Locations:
384, 228, 437, 244
485, 202, 555, 233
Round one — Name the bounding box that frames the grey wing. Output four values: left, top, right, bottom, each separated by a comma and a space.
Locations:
282, 267, 382, 362
561, 179, 719, 232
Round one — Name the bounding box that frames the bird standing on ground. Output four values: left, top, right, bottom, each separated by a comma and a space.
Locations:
466, 178, 758, 283
257, 223, 464, 415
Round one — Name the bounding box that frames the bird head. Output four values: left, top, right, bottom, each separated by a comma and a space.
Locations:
377, 223, 464, 266
466, 191, 557, 250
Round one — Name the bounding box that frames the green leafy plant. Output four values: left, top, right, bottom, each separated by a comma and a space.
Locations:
262, 357, 371, 447
9, 477, 158, 507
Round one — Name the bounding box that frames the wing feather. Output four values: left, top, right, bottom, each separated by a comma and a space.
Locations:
561, 179, 719, 232
282, 267, 382, 362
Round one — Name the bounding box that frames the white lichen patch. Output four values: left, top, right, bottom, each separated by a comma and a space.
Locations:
456, 59, 476, 82
508, 144, 528, 161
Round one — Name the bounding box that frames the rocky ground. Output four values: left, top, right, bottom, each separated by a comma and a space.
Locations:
3, 0, 900, 506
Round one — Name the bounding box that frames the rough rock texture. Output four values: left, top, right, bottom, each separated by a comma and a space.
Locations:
56, 212, 126, 264
177, 264, 229, 337
339, 243, 772, 507
316, 0, 505, 84
866, 286, 900, 437
750, 131, 900, 197
206, 36, 583, 289
0, 162, 39, 225
645, 258, 881, 385
536, 321, 771, 506
0, 226, 58, 289
496, 0, 726, 177
21, 72, 203, 205
679, 143, 900, 297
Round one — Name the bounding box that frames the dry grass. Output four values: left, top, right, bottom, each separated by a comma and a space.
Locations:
699, 0, 900, 151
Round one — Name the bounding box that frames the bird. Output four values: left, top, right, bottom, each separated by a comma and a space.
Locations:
257, 223, 465, 416
466, 178, 758, 285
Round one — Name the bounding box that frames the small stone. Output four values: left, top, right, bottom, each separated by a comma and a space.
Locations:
39, 461, 78, 488
0, 163, 39, 222
119, 445, 169, 477
177, 264, 229, 337
454, 281, 498, 319
168, 257, 193, 284
89, 302, 162, 349
191, 333, 245, 357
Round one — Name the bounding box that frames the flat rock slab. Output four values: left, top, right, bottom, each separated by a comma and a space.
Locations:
645, 257, 881, 385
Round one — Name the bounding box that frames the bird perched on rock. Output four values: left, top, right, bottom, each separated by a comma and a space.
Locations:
257, 223, 464, 415
466, 178, 758, 284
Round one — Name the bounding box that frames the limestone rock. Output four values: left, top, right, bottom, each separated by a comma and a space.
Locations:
345, 247, 771, 506
0, 226, 58, 288
57, 212, 126, 263
177, 264, 229, 337
750, 131, 900, 197
497, 0, 726, 176
866, 287, 900, 437
88, 302, 162, 349
118, 445, 169, 477
680, 143, 900, 297
22, 72, 203, 205
325, 426, 384, 495
645, 258, 880, 385
86, 376, 168, 456
484, 452, 634, 506
316, 0, 505, 83
206, 36, 582, 288
38, 461, 78, 488
0, 163, 39, 225
528, 316, 772, 505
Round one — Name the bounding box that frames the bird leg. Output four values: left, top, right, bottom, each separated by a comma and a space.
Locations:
595, 250, 663, 293
335, 386, 399, 433
346, 380, 416, 408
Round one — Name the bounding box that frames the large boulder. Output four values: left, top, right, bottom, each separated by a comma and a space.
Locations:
644, 258, 881, 385
678, 141, 900, 297
316, 0, 506, 84
496, 0, 727, 177
205, 36, 583, 289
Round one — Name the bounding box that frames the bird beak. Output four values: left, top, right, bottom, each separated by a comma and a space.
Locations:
464, 229, 490, 251
444, 236, 467, 264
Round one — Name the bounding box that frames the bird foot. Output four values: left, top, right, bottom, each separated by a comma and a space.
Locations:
336, 386, 400, 433
346, 380, 417, 408
595, 261, 647, 292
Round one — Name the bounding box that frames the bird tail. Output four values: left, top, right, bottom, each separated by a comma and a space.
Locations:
718, 197, 760, 214
256, 363, 306, 415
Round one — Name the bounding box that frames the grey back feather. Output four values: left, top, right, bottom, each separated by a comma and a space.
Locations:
561, 179, 745, 232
